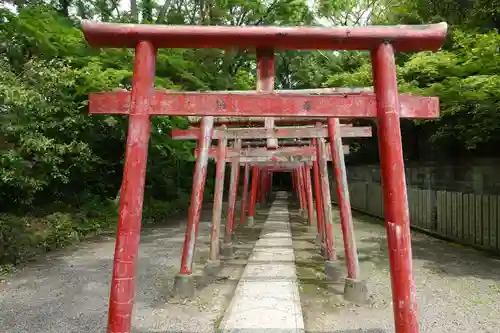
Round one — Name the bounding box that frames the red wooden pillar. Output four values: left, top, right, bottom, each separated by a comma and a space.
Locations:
256, 48, 276, 150
299, 166, 308, 218
312, 138, 325, 241
316, 137, 335, 260
298, 165, 305, 217
296, 168, 305, 211
317, 135, 342, 280
207, 125, 228, 271
328, 118, 360, 280
239, 163, 250, 225
107, 41, 156, 333
304, 165, 315, 226
259, 170, 267, 204
296, 169, 301, 201
175, 115, 214, 294
223, 139, 242, 255
372, 43, 418, 333
247, 166, 259, 226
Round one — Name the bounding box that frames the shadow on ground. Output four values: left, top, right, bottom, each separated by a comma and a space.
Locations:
0, 201, 273, 333
350, 211, 500, 282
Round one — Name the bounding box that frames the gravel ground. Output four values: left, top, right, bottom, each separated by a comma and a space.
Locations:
292, 202, 500, 333
2, 195, 499, 333
0, 203, 268, 333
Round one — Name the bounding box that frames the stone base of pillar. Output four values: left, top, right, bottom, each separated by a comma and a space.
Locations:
172, 273, 195, 298
221, 243, 234, 257
324, 260, 343, 282
204, 259, 221, 276
344, 278, 370, 305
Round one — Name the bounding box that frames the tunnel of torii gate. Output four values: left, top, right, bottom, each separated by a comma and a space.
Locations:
82, 20, 447, 333
171, 121, 371, 285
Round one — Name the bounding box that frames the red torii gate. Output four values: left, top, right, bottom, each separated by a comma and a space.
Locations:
82, 21, 447, 333
180, 123, 368, 283
187, 118, 368, 303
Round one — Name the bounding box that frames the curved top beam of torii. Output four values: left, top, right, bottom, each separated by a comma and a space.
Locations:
82, 21, 447, 52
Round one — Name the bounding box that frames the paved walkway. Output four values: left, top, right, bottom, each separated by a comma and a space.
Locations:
219, 191, 305, 333
0, 192, 499, 333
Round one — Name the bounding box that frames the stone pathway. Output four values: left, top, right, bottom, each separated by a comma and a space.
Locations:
219, 191, 305, 332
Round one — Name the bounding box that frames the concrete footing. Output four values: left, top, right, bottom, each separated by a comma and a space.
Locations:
324, 260, 343, 282
204, 259, 221, 276
344, 278, 370, 304
320, 243, 327, 257
172, 274, 195, 298
247, 216, 255, 227
315, 233, 323, 247
221, 243, 234, 257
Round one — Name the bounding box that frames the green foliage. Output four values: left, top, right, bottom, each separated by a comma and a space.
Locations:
384, 0, 500, 31
322, 30, 500, 156
2, 0, 500, 269
0, 198, 117, 268
0, 5, 205, 268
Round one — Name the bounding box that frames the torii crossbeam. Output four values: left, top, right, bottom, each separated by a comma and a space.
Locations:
82, 20, 447, 333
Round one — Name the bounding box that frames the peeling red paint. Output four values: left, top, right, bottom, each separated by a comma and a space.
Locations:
317, 136, 336, 261
312, 138, 324, 237
107, 41, 155, 333
328, 118, 360, 279
90, 90, 439, 119
303, 165, 315, 226
170, 126, 371, 140
200, 145, 348, 161
190, 118, 357, 127
209, 125, 227, 262
179, 116, 214, 276
224, 139, 241, 245
372, 43, 419, 333
239, 164, 250, 225
257, 48, 278, 150
82, 21, 447, 52
296, 168, 305, 210
248, 167, 259, 218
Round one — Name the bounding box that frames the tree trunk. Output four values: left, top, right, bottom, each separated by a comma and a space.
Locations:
131, 0, 138, 22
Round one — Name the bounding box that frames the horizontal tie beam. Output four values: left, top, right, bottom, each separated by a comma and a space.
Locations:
170, 126, 371, 140
89, 90, 439, 119
196, 144, 345, 161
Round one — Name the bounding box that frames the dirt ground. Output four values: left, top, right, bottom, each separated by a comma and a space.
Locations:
0, 202, 268, 333
291, 203, 500, 333
1, 196, 499, 333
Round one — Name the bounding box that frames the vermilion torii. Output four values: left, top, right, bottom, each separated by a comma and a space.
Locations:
170, 121, 371, 280
197, 140, 341, 266
183, 118, 371, 304
82, 20, 447, 333
170, 124, 371, 140
197, 144, 350, 159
